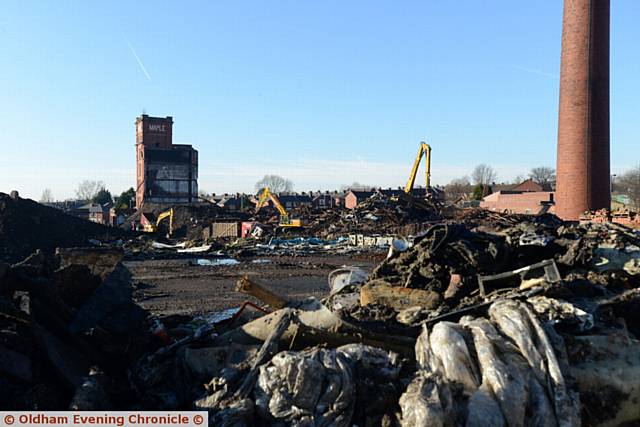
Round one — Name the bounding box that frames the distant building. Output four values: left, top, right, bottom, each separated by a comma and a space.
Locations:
277, 193, 312, 209
333, 192, 347, 207
110, 207, 135, 227
218, 194, 253, 212
135, 115, 198, 208
510, 179, 553, 192
312, 192, 338, 210
69, 202, 92, 220
88, 203, 110, 224
345, 190, 375, 209
72, 202, 109, 223
479, 179, 555, 215
481, 191, 554, 215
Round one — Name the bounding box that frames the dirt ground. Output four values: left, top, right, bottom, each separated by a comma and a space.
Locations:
126, 253, 384, 316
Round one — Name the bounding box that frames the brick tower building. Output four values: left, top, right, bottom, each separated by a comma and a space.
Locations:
135, 115, 198, 208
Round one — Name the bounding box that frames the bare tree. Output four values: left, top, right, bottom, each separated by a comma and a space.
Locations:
529, 167, 556, 186
616, 165, 640, 209
40, 188, 54, 203
75, 180, 105, 201
444, 177, 472, 201
471, 164, 497, 185
511, 175, 526, 185
255, 175, 293, 194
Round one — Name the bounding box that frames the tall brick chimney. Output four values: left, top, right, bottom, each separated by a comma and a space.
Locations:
556, 0, 610, 220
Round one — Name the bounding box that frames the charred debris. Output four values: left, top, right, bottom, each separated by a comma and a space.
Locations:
1, 190, 640, 426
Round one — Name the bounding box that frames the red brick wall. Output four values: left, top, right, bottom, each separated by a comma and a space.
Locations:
480, 192, 554, 215
135, 115, 173, 148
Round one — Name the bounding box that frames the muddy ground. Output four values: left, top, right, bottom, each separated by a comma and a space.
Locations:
126, 253, 385, 316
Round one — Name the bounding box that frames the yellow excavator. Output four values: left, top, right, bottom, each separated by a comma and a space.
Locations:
399, 141, 435, 209
143, 208, 174, 236
255, 187, 304, 227
405, 141, 432, 193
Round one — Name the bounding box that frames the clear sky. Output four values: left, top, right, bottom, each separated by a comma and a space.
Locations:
1, 1, 638, 200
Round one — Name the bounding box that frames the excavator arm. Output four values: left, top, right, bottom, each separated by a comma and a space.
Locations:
256, 188, 285, 215
156, 208, 174, 236
404, 141, 431, 193
267, 195, 290, 224
255, 187, 296, 226
255, 190, 270, 212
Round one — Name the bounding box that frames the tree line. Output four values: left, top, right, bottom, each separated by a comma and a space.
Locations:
40, 180, 135, 209
445, 165, 557, 201
39, 164, 640, 209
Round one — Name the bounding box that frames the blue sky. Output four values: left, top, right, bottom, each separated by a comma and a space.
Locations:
1, 1, 638, 200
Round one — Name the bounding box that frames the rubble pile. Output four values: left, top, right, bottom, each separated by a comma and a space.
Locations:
366, 212, 639, 315
125, 203, 248, 239
582, 208, 640, 229
2, 209, 640, 425
190, 213, 640, 426
304, 193, 441, 239
0, 192, 125, 264
0, 247, 150, 409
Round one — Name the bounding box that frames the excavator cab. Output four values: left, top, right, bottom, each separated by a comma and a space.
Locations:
155, 208, 174, 237
143, 208, 174, 237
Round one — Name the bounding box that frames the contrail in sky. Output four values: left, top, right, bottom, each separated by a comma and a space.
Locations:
512, 65, 557, 80
124, 35, 151, 80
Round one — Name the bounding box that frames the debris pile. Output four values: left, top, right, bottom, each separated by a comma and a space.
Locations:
304, 194, 441, 239
0, 192, 125, 263
125, 203, 248, 239
2, 209, 640, 425
401, 299, 580, 427
582, 208, 640, 229
0, 247, 149, 409
187, 213, 640, 426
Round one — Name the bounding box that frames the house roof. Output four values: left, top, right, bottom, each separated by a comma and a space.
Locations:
511, 179, 552, 192
87, 203, 109, 213
348, 190, 375, 198
312, 193, 334, 201
278, 194, 312, 203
